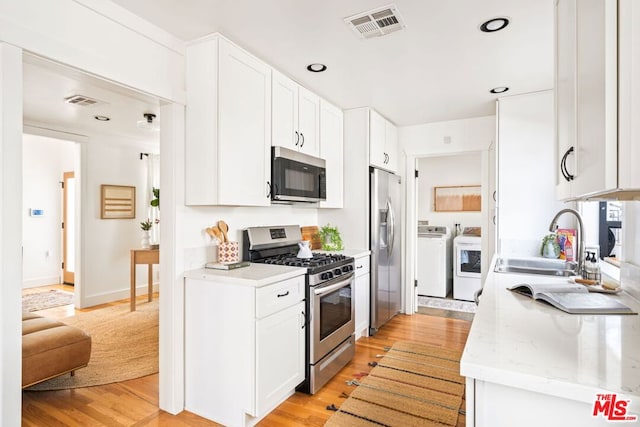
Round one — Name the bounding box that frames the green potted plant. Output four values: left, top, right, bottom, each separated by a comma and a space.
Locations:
150, 187, 159, 209
140, 219, 152, 249
540, 233, 560, 258
318, 224, 344, 251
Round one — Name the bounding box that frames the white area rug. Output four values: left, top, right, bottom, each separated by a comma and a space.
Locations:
418, 296, 477, 314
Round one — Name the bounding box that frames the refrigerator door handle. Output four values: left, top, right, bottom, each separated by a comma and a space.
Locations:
387, 198, 395, 257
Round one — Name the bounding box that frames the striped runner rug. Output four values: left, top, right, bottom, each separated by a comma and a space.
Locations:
325, 341, 465, 426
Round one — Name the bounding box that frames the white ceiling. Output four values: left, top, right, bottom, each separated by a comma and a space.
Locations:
22, 1, 553, 142
23, 55, 161, 145
110, 0, 554, 126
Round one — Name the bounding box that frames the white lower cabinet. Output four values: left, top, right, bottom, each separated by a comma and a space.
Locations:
354, 254, 370, 340
256, 301, 305, 416
467, 378, 615, 427
185, 274, 305, 426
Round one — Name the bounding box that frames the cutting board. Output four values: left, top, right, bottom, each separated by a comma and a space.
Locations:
301, 226, 322, 250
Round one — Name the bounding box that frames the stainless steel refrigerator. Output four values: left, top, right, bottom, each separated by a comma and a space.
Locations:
369, 167, 402, 335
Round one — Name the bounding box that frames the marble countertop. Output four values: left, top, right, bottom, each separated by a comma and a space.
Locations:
460, 255, 640, 412
184, 263, 306, 287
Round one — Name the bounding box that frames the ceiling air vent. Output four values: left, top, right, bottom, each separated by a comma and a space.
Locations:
64, 94, 100, 107
344, 4, 406, 39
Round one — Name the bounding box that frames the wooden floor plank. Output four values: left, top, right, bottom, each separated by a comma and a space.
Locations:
22, 290, 471, 426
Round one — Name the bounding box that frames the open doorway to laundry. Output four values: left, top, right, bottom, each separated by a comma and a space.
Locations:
414, 152, 484, 320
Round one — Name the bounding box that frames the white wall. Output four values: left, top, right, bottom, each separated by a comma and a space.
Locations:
1, 2, 187, 419
180, 206, 318, 270
417, 153, 482, 233
402, 116, 495, 156
401, 115, 495, 313
81, 137, 159, 307
22, 134, 75, 288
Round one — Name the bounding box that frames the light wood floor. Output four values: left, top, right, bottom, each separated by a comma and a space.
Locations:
22, 289, 471, 426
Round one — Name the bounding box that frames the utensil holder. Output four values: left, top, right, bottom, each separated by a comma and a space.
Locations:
217, 241, 239, 263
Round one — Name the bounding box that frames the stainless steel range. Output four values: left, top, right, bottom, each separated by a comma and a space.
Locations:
243, 225, 356, 394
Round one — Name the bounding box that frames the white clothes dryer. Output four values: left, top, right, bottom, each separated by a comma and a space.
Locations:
453, 234, 482, 301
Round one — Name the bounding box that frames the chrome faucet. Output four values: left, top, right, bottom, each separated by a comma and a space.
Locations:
548, 208, 585, 276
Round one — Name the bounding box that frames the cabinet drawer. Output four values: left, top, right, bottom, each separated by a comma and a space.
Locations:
354, 256, 370, 277
256, 275, 304, 319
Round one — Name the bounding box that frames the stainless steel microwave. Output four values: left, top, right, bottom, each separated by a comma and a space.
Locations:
271, 146, 326, 203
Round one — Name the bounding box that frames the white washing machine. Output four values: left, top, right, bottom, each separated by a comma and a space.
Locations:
453, 234, 482, 301
416, 224, 452, 298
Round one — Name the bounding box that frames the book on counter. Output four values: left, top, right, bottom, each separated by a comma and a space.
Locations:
205, 261, 250, 270
508, 282, 637, 315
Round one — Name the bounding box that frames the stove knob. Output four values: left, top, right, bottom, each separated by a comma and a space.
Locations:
333, 268, 342, 276
342, 266, 350, 273
326, 271, 334, 279
321, 272, 329, 280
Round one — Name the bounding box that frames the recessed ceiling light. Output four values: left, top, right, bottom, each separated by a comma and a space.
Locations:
306, 63, 327, 73
490, 87, 509, 94
480, 17, 510, 33
94, 115, 110, 121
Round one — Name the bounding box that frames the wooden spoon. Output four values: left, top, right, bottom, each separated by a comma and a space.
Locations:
206, 226, 224, 242
218, 220, 229, 243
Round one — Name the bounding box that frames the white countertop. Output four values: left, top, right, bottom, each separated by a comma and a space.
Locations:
461, 255, 640, 412
184, 263, 306, 287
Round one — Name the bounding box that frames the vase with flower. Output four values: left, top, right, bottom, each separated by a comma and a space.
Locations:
140, 219, 152, 249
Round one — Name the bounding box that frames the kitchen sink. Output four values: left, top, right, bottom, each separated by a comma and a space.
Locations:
494, 256, 577, 277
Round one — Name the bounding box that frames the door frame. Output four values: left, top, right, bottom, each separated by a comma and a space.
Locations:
62, 171, 74, 285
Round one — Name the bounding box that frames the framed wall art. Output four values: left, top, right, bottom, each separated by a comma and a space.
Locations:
434, 185, 481, 212
101, 184, 136, 219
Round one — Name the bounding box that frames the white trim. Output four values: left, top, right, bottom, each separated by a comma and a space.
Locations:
23, 124, 90, 143
159, 102, 185, 414
22, 276, 61, 289
82, 284, 160, 308
0, 42, 24, 427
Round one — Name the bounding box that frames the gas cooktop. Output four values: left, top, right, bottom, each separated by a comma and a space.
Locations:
260, 253, 348, 267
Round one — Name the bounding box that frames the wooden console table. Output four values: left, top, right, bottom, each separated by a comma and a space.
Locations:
130, 248, 159, 311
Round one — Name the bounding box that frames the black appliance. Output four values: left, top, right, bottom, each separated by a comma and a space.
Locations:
243, 225, 355, 394
270, 147, 326, 203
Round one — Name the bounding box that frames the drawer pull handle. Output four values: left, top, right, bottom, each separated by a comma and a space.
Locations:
277, 291, 290, 298
301, 311, 305, 329
357, 265, 363, 269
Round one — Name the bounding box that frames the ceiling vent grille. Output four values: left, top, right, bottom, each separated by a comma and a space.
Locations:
64, 94, 100, 107
344, 4, 406, 39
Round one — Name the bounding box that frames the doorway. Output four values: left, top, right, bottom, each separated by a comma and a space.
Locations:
62, 171, 75, 285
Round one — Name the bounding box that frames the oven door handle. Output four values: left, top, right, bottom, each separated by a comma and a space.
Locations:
313, 274, 354, 297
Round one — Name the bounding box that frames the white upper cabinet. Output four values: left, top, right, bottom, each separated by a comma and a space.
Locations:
319, 99, 343, 208
556, 0, 640, 200
369, 109, 398, 173
186, 35, 271, 206
272, 71, 320, 157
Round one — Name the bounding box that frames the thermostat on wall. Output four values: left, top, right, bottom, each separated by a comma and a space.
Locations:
30, 209, 44, 217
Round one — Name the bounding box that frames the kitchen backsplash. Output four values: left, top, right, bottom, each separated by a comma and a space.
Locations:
182, 204, 318, 270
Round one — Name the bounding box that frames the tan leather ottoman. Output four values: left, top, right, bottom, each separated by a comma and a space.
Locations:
22, 312, 92, 388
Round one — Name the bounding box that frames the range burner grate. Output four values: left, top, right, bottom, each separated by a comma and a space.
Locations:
260, 252, 348, 267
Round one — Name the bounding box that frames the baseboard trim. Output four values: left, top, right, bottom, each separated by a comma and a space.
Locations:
80, 283, 159, 308
22, 276, 61, 289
